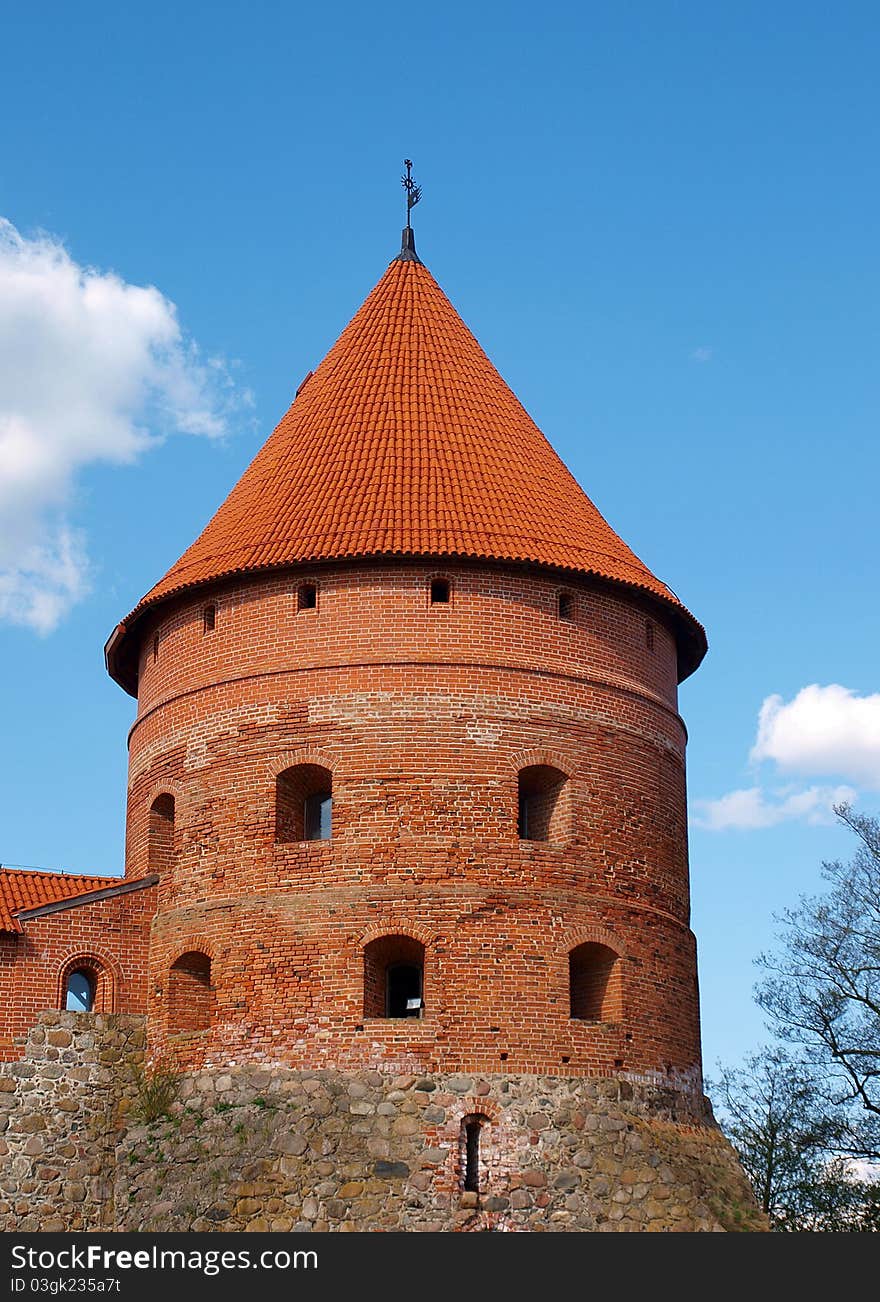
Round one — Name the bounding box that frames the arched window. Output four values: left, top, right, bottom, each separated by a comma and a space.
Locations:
64, 968, 95, 1013
275, 765, 332, 842
148, 794, 175, 874
168, 951, 212, 1032
569, 942, 622, 1022
430, 577, 451, 605
461, 1114, 489, 1194
517, 765, 569, 842
363, 936, 425, 1018
297, 582, 318, 611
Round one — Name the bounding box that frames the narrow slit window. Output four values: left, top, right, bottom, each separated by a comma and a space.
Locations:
646, 620, 655, 651
461, 1114, 489, 1194
153, 635, 160, 662
558, 592, 574, 621
430, 577, 451, 605
203, 604, 216, 634
298, 583, 317, 611
464, 1119, 481, 1192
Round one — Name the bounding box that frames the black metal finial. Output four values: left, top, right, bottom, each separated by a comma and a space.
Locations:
402, 159, 422, 226
397, 159, 423, 262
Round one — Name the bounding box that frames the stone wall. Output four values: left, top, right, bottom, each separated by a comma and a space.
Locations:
0, 1012, 145, 1231
0, 1015, 765, 1232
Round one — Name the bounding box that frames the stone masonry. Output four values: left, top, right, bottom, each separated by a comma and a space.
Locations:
0, 1015, 764, 1232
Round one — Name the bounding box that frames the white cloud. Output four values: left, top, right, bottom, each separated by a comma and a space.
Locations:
695, 682, 880, 832
751, 685, 880, 790
693, 783, 857, 831
0, 217, 249, 632
690, 346, 713, 363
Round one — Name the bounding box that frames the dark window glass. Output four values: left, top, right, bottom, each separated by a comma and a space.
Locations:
386, 963, 422, 1018
304, 792, 332, 840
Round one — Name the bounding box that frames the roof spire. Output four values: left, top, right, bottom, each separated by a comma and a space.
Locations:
397, 158, 422, 262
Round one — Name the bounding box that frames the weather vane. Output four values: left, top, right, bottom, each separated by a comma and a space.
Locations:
401, 159, 422, 228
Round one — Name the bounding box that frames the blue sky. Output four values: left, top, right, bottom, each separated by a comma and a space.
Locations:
1, 1, 877, 1075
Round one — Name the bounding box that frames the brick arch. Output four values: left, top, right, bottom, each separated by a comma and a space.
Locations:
561, 924, 627, 958
509, 748, 573, 777
447, 1096, 503, 1127
56, 950, 119, 1013
165, 935, 217, 967
357, 920, 437, 949
143, 778, 184, 810
266, 749, 337, 782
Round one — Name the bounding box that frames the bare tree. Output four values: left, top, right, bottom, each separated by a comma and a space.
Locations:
756, 804, 880, 1163
712, 1046, 880, 1231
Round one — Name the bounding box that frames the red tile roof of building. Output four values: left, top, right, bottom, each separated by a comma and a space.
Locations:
0, 868, 121, 933
107, 252, 706, 691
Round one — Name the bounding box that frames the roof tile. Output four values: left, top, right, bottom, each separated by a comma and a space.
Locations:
111, 255, 706, 684
0, 868, 122, 933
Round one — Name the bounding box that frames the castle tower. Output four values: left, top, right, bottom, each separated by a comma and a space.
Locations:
0, 210, 766, 1234
105, 223, 708, 1092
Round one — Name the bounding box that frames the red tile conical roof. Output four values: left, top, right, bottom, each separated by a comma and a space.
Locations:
107, 252, 705, 691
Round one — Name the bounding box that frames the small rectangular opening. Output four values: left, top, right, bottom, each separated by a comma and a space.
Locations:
430, 577, 450, 604
203, 604, 216, 634
303, 792, 332, 840
558, 592, 574, 621
152, 635, 160, 663
298, 583, 317, 611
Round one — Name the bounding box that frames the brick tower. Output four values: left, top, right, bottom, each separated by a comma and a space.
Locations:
105, 219, 707, 1090
0, 207, 762, 1233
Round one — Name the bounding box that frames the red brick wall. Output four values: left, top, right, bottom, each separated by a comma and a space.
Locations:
0, 886, 155, 1060
120, 559, 702, 1085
